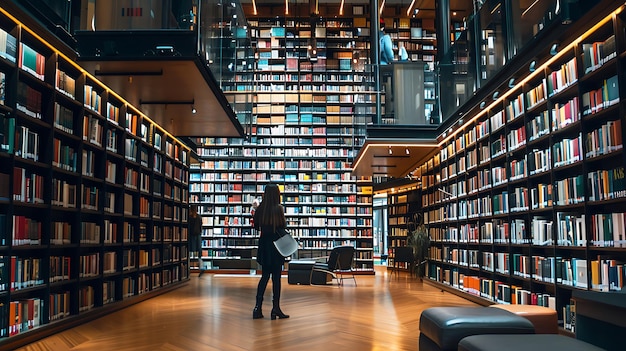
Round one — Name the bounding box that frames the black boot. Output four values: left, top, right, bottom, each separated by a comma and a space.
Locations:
271, 299, 289, 320
253, 296, 264, 319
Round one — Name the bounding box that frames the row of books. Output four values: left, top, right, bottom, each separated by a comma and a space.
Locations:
18, 42, 45, 81
428, 212, 585, 247
3, 298, 43, 338
0, 28, 17, 63
11, 216, 41, 246
13, 167, 44, 204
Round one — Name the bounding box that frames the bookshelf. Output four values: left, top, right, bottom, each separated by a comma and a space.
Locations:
189, 5, 375, 273
0, 8, 190, 346
387, 186, 421, 271
418, 3, 626, 333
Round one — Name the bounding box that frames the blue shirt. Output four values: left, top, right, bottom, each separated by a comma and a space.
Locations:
380, 32, 394, 64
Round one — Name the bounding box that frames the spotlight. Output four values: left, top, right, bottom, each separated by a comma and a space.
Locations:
550, 43, 559, 56
529, 60, 536, 72
192, 106, 197, 114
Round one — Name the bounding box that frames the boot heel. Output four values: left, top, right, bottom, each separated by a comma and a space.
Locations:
253, 306, 264, 319
270, 308, 289, 320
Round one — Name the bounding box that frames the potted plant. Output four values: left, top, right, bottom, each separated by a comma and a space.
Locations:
408, 223, 430, 280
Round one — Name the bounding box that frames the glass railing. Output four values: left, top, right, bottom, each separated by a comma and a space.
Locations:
437, 27, 478, 124
82, 0, 196, 30
74, 0, 253, 124
437, 0, 597, 123
377, 62, 438, 126
197, 0, 255, 127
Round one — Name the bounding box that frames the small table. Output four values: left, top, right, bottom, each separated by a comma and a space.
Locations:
288, 260, 330, 285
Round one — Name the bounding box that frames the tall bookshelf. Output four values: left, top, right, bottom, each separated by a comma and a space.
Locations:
0, 8, 190, 346
387, 186, 421, 271
419, 3, 626, 333
189, 5, 376, 273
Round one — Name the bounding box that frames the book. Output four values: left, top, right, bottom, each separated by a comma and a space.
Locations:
0, 71, 5, 105
0, 28, 17, 63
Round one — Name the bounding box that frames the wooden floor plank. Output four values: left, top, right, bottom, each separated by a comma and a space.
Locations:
15, 268, 477, 351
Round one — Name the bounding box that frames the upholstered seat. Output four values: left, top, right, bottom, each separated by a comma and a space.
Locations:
419, 307, 535, 351
458, 334, 605, 351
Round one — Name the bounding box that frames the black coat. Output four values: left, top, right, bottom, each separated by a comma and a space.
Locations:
254, 214, 286, 270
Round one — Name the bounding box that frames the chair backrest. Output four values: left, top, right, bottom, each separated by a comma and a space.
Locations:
394, 246, 414, 264
328, 246, 355, 271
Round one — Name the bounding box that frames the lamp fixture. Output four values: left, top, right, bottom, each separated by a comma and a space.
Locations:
192, 106, 197, 114
388, 146, 393, 155
550, 43, 559, 56
529, 60, 537, 72
405, 147, 410, 155
379, 0, 385, 16
339, 0, 345, 15
285, 0, 289, 15
508, 78, 516, 88
480, 101, 486, 109
492, 91, 499, 100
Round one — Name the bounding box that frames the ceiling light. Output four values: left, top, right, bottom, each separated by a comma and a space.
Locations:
407, 0, 416, 16
388, 147, 393, 155
508, 78, 516, 88
550, 43, 559, 56
192, 106, 197, 114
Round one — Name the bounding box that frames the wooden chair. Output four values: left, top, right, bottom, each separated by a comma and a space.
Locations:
391, 246, 415, 277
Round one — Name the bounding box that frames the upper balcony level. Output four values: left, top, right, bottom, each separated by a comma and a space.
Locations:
353, 0, 601, 181
8, 0, 248, 138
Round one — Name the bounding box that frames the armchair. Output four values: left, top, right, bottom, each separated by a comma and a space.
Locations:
310, 245, 357, 286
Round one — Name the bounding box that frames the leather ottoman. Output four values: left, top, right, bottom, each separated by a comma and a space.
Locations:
418, 307, 535, 351
287, 260, 329, 285
489, 304, 558, 334
458, 334, 605, 351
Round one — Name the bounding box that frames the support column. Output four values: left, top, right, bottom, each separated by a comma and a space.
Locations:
371, 0, 381, 124
435, 0, 452, 123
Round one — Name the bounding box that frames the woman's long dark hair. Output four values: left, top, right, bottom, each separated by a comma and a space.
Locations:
256, 184, 286, 231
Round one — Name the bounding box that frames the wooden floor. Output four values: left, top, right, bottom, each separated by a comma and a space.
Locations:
16, 267, 477, 351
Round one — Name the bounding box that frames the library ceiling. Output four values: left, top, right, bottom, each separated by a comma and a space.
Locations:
241, 0, 473, 22
352, 139, 438, 179
77, 59, 244, 138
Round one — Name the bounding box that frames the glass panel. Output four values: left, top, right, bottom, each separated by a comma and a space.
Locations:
85, 0, 196, 30
479, 0, 506, 84
197, 0, 254, 125
15, 0, 72, 31
438, 26, 478, 123
379, 61, 436, 126
508, 0, 560, 56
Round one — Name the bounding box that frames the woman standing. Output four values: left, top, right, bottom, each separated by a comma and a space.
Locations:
188, 205, 203, 276
253, 184, 289, 320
